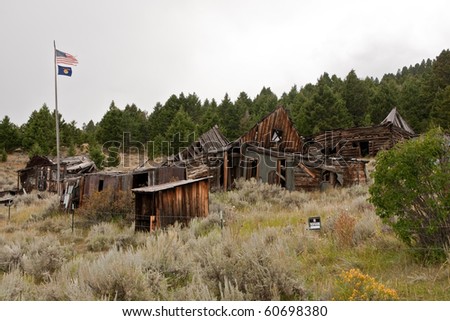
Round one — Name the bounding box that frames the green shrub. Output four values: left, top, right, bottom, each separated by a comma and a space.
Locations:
369, 128, 450, 262
88, 144, 105, 170
1, 148, 7, 162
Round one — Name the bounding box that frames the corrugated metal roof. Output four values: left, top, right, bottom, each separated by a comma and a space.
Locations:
131, 177, 210, 193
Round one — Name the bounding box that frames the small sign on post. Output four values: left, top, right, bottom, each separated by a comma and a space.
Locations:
308, 216, 321, 230
4, 198, 14, 222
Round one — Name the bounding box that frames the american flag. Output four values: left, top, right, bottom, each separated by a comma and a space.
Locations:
55, 49, 78, 66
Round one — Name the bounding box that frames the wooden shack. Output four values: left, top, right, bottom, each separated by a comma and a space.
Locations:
310, 108, 416, 158
132, 166, 186, 188
163, 125, 230, 191
80, 171, 132, 202
132, 177, 210, 232
18, 155, 96, 194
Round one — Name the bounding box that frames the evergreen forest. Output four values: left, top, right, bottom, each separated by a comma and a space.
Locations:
1, 49, 449, 158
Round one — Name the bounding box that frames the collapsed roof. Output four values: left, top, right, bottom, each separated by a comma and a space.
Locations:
380, 107, 415, 135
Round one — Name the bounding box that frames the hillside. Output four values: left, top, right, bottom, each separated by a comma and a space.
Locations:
1, 159, 449, 300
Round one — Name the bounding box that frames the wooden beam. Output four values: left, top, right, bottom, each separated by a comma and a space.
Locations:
223, 151, 228, 192
298, 163, 316, 178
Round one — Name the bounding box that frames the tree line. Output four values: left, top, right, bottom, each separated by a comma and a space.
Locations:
1, 49, 449, 160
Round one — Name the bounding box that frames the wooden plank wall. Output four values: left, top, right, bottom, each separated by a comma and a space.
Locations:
293, 166, 321, 192
239, 107, 302, 152
313, 124, 414, 158
134, 179, 209, 232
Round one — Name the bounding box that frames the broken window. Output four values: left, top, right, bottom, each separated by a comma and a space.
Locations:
271, 129, 283, 142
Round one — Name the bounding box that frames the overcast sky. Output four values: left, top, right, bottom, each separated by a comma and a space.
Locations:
1, 0, 449, 127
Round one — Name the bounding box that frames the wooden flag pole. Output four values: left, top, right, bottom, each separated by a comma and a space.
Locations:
53, 40, 61, 197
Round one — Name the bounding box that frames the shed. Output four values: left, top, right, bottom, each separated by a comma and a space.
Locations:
132, 166, 186, 189
132, 177, 210, 232
18, 155, 96, 194
81, 171, 132, 200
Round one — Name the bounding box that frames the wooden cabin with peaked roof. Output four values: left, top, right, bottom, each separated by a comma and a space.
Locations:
309, 108, 416, 158
224, 106, 304, 190
237, 106, 303, 152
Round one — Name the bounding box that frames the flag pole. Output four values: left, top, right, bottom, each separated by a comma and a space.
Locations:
54, 40, 61, 197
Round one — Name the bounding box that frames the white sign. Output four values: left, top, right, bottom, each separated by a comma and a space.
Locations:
308, 216, 321, 230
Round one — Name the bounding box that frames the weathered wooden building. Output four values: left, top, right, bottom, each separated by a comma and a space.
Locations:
61, 171, 132, 210
18, 155, 96, 194
163, 125, 230, 191
309, 108, 416, 158
61, 166, 187, 210
293, 157, 368, 192
132, 166, 186, 189
230, 144, 368, 192
132, 177, 210, 232
223, 106, 304, 190
160, 106, 369, 192
238, 106, 303, 152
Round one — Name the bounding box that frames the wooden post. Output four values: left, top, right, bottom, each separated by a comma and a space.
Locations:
223, 151, 228, 192
7, 200, 12, 222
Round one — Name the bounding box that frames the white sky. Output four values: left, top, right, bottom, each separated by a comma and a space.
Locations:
1, 0, 449, 127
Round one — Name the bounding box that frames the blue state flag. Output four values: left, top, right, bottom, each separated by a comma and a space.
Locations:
58, 65, 72, 77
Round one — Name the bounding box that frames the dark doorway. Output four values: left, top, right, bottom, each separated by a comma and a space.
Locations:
359, 141, 370, 157
98, 179, 104, 192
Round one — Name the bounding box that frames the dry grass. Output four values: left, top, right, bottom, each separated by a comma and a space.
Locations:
0, 152, 28, 190
1, 169, 450, 300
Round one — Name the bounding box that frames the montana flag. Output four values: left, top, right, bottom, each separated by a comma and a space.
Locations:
58, 65, 72, 77
55, 49, 78, 66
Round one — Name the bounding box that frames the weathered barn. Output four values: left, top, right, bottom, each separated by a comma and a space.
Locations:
132, 177, 210, 232
309, 108, 416, 158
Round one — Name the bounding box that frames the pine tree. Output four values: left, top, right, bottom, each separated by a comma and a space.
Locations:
22, 104, 56, 155
343, 70, 370, 126
166, 107, 196, 155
